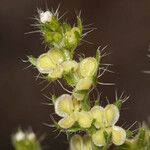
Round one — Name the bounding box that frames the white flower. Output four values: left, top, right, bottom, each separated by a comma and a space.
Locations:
40, 11, 52, 23
14, 130, 25, 141
27, 132, 36, 140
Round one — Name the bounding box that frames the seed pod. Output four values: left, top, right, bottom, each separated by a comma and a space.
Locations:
92, 129, 106, 147
55, 94, 74, 117
90, 106, 105, 129
75, 77, 93, 91
112, 126, 126, 146
70, 134, 83, 150
58, 114, 76, 129
79, 57, 98, 78
48, 65, 63, 79
47, 49, 64, 65
36, 53, 56, 74
77, 111, 93, 128
62, 60, 78, 73
105, 104, 120, 127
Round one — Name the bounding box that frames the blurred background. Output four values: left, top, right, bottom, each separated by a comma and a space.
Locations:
1, 0, 150, 149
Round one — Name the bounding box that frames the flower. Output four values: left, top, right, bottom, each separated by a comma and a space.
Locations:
90, 105, 105, 129
70, 134, 83, 150
36, 53, 56, 74
47, 49, 64, 65
58, 113, 76, 129
73, 77, 93, 101
75, 77, 93, 91
77, 111, 93, 128
70, 134, 92, 150
91, 104, 126, 147
79, 57, 98, 78
62, 60, 78, 73
55, 94, 74, 117
14, 130, 25, 141
40, 11, 53, 23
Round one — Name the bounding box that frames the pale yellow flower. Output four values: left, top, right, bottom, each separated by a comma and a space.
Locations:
36, 53, 56, 74
48, 65, 64, 79
70, 134, 83, 150
90, 106, 105, 129
77, 111, 93, 128
92, 129, 107, 147
79, 57, 98, 77
47, 49, 64, 65
62, 60, 78, 73
112, 126, 126, 146
55, 94, 74, 117
75, 77, 93, 91
105, 104, 120, 127
58, 113, 76, 129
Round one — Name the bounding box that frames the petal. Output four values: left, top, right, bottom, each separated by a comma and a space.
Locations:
90, 106, 105, 129
62, 60, 78, 73
55, 94, 74, 117
76, 77, 93, 91
92, 130, 106, 147
36, 53, 56, 73
48, 65, 64, 79
40, 11, 52, 23
77, 111, 93, 128
58, 114, 76, 129
112, 126, 126, 146
105, 104, 120, 126
79, 57, 98, 77
70, 134, 83, 150
47, 49, 64, 65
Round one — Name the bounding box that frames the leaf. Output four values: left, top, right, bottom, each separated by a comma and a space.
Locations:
114, 100, 123, 110
96, 48, 101, 62
27, 56, 37, 66
137, 128, 146, 147
77, 16, 83, 33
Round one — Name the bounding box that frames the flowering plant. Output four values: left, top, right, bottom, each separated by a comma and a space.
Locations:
16, 7, 150, 150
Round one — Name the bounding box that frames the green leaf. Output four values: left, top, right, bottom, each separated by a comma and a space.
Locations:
137, 128, 146, 147
114, 100, 123, 110
77, 16, 83, 33
27, 56, 37, 66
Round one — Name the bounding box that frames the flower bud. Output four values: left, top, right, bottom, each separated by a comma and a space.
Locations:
55, 94, 74, 117
40, 11, 52, 23
63, 29, 79, 49
79, 57, 98, 78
